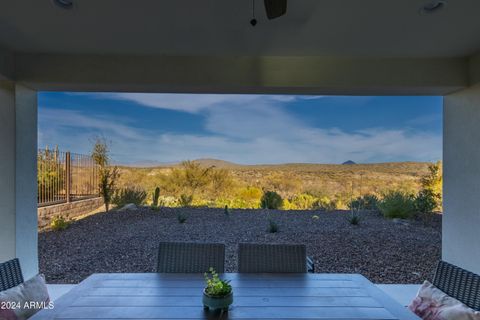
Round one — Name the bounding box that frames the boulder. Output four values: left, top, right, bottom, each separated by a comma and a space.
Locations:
117, 203, 137, 211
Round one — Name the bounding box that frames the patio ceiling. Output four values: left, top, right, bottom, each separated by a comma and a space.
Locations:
1, 0, 479, 94
1, 0, 480, 57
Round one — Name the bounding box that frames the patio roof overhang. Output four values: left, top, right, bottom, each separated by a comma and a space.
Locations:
1, 0, 480, 278
7, 53, 472, 95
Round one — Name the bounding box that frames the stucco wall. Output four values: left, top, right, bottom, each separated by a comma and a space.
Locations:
14, 85, 38, 279
38, 197, 104, 229
0, 81, 16, 263
443, 84, 480, 275
0, 83, 37, 279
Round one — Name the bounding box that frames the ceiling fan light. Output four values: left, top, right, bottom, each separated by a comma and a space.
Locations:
52, 0, 74, 10
419, 0, 446, 15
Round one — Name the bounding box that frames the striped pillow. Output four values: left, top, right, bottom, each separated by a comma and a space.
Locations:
0, 274, 51, 320
409, 281, 480, 320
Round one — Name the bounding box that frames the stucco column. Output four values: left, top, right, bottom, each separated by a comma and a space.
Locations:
443, 84, 480, 274
0, 81, 38, 279
0, 81, 16, 265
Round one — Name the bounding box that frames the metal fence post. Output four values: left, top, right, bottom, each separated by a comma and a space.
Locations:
66, 151, 71, 203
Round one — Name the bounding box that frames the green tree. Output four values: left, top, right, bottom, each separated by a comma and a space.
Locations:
420, 161, 442, 210
37, 146, 64, 202
92, 138, 119, 212
209, 169, 235, 199
415, 189, 437, 224
165, 161, 214, 205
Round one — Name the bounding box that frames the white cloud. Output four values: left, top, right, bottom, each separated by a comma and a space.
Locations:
39, 109, 143, 140
70, 93, 322, 114
39, 102, 442, 165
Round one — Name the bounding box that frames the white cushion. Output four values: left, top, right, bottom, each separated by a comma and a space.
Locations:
408, 280, 480, 320
0, 274, 51, 320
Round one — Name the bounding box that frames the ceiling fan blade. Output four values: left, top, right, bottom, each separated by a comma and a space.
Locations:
264, 0, 287, 19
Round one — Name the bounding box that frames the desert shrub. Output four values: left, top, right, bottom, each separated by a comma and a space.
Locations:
190, 198, 211, 207
218, 198, 257, 209
313, 196, 338, 211
282, 199, 293, 210
261, 191, 283, 209
112, 187, 147, 208
415, 189, 438, 224
378, 191, 415, 219
346, 210, 362, 225
177, 213, 187, 223
37, 147, 65, 202
415, 189, 437, 213
179, 194, 193, 207
235, 187, 262, 208
289, 193, 316, 210
50, 216, 70, 231
267, 219, 279, 233
264, 173, 302, 198
348, 194, 379, 211
157, 196, 178, 207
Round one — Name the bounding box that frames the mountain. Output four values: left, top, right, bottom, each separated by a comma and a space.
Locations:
342, 160, 357, 165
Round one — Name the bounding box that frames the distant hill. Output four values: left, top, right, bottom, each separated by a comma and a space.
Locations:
120, 159, 430, 175
119, 160, 176, 168
190, 159, 240, 168
118, 159, 432, 194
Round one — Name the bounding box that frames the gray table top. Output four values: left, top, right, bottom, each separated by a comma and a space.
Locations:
32, 273, 419, 319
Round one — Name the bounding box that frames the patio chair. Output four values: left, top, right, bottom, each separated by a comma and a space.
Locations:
238, 243, 314, 273
432, 260, 480, 311
0, 258, 24, 292
156, 242, 225, 273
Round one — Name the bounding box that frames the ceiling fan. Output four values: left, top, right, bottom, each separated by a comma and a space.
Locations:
264, 0, 287, 19
250, 0, 287, 26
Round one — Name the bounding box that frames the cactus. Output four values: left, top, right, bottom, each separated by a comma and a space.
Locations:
152, 187, 160, 207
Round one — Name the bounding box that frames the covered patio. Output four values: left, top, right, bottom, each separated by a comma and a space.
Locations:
1, 0, 480, 318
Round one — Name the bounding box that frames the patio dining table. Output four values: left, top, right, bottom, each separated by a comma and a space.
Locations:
32, 273, 419, 319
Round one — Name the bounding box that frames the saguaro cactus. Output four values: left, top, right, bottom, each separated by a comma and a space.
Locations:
152, 187, 160, 207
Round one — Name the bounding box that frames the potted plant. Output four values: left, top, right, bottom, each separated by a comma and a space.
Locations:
202, 267, 233, 311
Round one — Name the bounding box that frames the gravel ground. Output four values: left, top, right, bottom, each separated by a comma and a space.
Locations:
39, 207, 441, 284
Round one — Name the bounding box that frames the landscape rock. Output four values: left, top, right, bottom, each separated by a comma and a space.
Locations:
392, 218, 410, 226
39, 208, 441, 284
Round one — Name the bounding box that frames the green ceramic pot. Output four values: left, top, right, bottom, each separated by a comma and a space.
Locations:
202, 290, 233, 311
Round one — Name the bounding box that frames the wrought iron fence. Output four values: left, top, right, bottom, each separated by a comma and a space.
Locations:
37, 148, 99, 207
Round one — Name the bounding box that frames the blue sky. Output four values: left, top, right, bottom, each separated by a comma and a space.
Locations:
38, 92, 442, 165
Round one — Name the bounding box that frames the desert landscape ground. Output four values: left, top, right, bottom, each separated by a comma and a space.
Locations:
39, 207, 441, 284
39, 160, 442, 284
